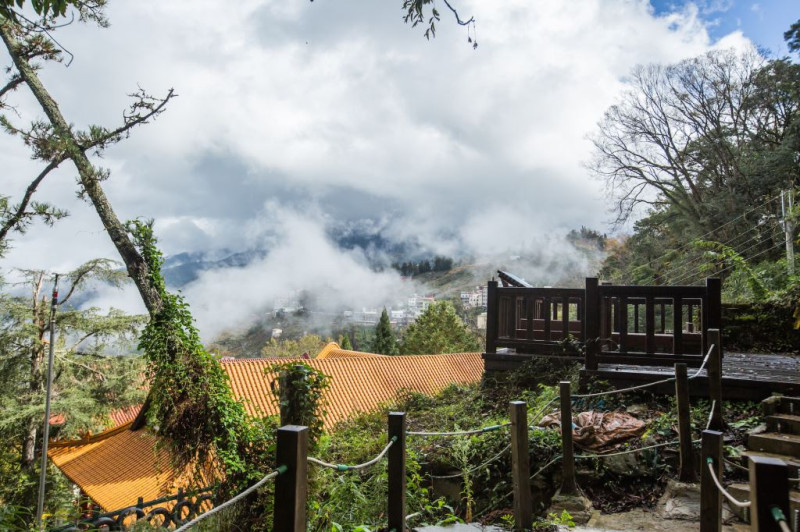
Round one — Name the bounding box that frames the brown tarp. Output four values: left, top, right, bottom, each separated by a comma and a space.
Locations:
539, 411, 646, 452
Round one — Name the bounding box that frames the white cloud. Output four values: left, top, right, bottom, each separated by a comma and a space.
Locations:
1, 0, 758, 338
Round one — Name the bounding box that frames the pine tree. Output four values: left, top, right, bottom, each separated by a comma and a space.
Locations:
339, 333, 353, 350
401, 301, 481, 355
0, 260, 146, 516
373, 308, 398, 355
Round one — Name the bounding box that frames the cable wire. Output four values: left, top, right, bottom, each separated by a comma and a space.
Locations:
307, 437, 395, 471
429, 443, 511, 480
174, 467, 286, 532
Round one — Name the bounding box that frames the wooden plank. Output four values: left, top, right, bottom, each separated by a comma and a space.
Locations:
561, 297, 570, 342
700, 430, 723, 532
486, 281, 498, 353
497, 287, 585, 298
675, 364, 697, 482
598, 285, 708, 297
388, 412, 406, 531
584, 278, 600, 370
543, 297, 551, 341
510, 401, 533, 530
618, 296, 628, 353
525, 296, 534, 341
634, 302, 640, 333
274, 425, 308, 532
559, 382, 578, 495
673, 297, 683, 354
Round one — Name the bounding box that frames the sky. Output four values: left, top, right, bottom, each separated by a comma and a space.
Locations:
2, 0, 797, 338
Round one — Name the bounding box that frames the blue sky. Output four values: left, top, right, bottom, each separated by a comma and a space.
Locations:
651, 0, 798, 55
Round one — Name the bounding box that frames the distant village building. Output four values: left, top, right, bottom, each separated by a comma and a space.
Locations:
460, 285, 488, 310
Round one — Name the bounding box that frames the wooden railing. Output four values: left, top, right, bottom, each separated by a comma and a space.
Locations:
485, 277, 722, 370
486, 283, 585, 356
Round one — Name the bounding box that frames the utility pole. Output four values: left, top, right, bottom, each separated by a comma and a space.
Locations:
36, 274, 58, 530
781, 189, 796, 276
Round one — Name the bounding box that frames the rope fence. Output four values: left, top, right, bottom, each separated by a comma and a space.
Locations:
407, 422, 511, 437
307, 437, 396, 471
174, 466, 286, 532
705, 458, 751, 509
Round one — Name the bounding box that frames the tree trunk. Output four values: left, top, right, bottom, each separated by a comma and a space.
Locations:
0, 22, 163, 316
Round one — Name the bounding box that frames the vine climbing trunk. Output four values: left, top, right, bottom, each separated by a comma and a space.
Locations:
0, 21, 163, 316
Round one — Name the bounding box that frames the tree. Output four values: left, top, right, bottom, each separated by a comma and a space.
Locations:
0, 260, 146, 516
401, 300, 480, 354
372, 308, 398, 355
338, 333, 353, 350
589, 49, 796, 236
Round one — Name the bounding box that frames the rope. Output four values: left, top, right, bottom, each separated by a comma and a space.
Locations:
574, 438, 685, 459
429, 443, 511, 480
572, 345, 712, 399
706, 458, 751, 509
528, 397, 559, 430
771, 506, 792, 532
407, 422, 511, 437
174, 466, 286, 532
307, 437, 395, 471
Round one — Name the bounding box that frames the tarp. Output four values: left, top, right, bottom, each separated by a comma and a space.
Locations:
539, 411, 646, 452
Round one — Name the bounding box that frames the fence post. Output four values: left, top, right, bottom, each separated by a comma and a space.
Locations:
486, 280, 498, 354
559, 382, 578, 496
274, 425, 308, 532
749, 455, 791, 532
388, 412, 406, 532
675, 363, 697, 482
509, 401, 532, 530
584, 278, 599, 370
706, 329, 723, 431
700, 429, 723, 532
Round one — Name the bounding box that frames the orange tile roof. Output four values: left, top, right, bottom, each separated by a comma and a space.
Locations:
49, 350, 483, 511
315, 342, 387, 360
49, 423, 174, 511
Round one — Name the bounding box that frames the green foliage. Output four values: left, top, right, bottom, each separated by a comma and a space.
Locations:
127, 220, 274, 502
0, 262, 145, 519
401, 300, 481, 354
338, 333, 353, 351
372, 308, 398, 355
270, 362, 330, 445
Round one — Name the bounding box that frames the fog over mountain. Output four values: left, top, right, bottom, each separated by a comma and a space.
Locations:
2, 0, 771, 340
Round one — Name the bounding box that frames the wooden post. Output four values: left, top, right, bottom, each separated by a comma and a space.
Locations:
675, 363, 697, 482
486, 280, 498, 354
274, 425, 308, 532
559, 382, 578, 495
700, 430, 723, 532
388, 412, 406, 532
749, 455, 791, 532
584, 278, 599, 370
509, 401, 532, 530
706, 329, 723, 431
618, 296, 628, 353
673, 297, 683, 354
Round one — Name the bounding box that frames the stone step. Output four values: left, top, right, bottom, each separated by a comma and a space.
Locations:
748, 431, 800, 457
767, 413, 800, 435
740, 450, 800, 476
762, 395, 800, 416
726, 482, 800, 526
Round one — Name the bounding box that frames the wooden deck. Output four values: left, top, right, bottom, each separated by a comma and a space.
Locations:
484, 351, 799, 400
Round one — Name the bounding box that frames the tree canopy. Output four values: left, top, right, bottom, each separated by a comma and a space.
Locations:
401, 300, 481, 354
